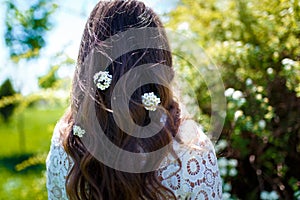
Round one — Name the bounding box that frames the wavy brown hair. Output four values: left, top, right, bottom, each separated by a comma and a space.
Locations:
62, 1, 181, 199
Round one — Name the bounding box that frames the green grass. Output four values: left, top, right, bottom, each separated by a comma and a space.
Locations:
0, 106, 66, 156
0, 105, 66, 200
0, 154, 47, 200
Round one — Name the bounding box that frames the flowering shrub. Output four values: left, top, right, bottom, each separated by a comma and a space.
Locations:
169, 0, 300, 199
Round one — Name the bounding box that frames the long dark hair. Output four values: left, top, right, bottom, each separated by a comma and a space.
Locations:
62, 1, 181, 199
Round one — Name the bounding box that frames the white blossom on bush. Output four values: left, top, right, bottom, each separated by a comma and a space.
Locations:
225, 88, 235, 97
260, 190, 279, 200
232, 90, 243, 100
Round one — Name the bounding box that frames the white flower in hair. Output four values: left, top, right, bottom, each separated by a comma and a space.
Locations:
141, 92, 161, 111
73, 125, 85, 138
93, 71, 112, 90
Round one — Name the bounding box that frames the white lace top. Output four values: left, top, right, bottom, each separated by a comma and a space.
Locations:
46, 119, 222, 199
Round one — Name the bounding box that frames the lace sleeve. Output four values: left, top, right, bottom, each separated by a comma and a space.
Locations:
46, 122, 72, 200
158, 120, 223, 199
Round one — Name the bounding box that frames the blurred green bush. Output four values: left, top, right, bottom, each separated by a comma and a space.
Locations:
0, 106, 66, 199
168, 0, 300, 199
0, 79, 18, 122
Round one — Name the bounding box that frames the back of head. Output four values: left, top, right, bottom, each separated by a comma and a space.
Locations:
63, 1, 181, 199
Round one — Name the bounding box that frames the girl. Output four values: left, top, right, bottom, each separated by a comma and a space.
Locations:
46, 1, 222, 199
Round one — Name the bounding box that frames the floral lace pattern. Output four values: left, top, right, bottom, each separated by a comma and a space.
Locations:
157, 120, 223, 199
46, 120, 222, 199
46, 123, 72, 200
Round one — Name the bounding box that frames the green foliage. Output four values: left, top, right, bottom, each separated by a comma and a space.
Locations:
0, 79, 18, 122
0, 154, 47, 200
0, 106, 66, 155
0, 106, 66, 199
38, 52, 75, 89
38, 65, 59, 89
15, 153, 47, 171
168, 0, 300, 199
4, 0, 58, 62
1, 1, 72, 199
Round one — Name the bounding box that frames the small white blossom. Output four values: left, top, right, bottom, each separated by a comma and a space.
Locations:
223, 192, 231, 200
228, 159, 238, 167
282, 58, 295, 67
218, 158, 228, 168
284, 64, 292, 71
93, 71, 112, 90
141, 92, 161, 111
263, 97, 269, 103
294, 190, 300, 198
256, 94, 263, 100
73, 125, 85, 138
260, 190, 279, 200
246, 78, 253, 86
257, 86, 264, 93
215, 140, 228, 152
267, 68, 274, 74
224, 88, 235, 97
260, 191, 269, 200
229, 168, 238, 176
237, 97, 246, 107
258, 120, 266, 129
220, 168, 227, 176
234, 110, 244, 121
269, 191, 279, 199
232, 90, 243, 100
236, 41, 243, 46
223, 183, 232, 192
282, 58, 296, 71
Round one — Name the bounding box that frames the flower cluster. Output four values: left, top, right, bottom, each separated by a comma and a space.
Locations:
260, 190, 279, 200
93, 71, 112, 90
141, 92, 161, 111
73, 125, 85, 138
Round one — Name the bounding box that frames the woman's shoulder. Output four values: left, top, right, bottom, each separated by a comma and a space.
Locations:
46, 118, 72, 200
50, 116, 70, 147
174, 119, 220, 174
175, 119, 214, 152
51, 107, 72, 145
159, 119, 218, 170
158, 119, 222, 199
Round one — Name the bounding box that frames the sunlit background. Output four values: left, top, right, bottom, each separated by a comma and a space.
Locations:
0, 0, 178, 95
